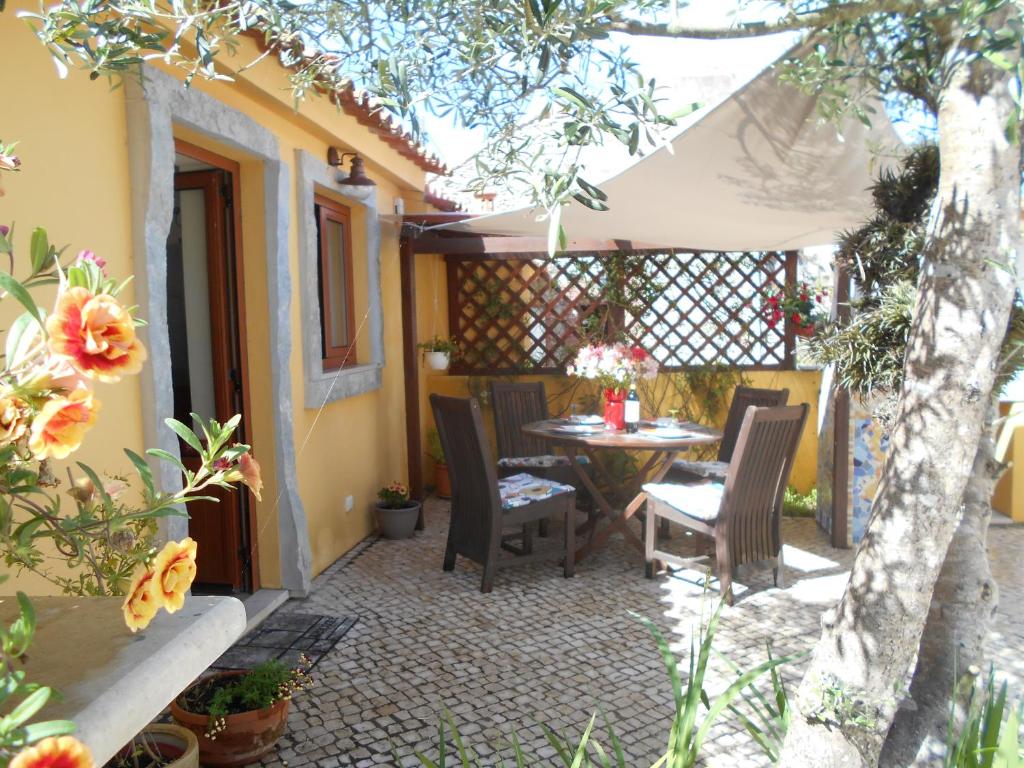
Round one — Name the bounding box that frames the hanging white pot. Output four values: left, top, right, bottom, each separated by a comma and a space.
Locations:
425, 351, 450, 371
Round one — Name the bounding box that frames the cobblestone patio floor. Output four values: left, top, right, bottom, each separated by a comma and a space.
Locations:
260, 500, 1024, 767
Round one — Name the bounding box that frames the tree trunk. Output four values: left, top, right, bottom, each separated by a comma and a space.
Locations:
880, 407, 1003, 766
778, 14, 1021, 768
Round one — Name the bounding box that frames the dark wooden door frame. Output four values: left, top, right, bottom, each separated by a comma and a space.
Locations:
174, 139, 260, 590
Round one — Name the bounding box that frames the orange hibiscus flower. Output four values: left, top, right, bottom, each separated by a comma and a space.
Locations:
46, 287, 147, 383
9, 736, 94, 768
150, 538, 198, 613
27, 390, 99, 460
122, 564, 160, 632
0, 393, 30, 445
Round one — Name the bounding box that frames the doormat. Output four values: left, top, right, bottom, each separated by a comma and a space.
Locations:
212, 612, 357, 672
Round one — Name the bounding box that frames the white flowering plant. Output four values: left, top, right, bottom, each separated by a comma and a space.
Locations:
566, 342, 659, 393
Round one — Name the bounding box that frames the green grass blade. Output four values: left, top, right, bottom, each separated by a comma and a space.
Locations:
570, 714, 597, 768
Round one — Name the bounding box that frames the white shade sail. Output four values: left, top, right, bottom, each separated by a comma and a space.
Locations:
429, 50, 902, 252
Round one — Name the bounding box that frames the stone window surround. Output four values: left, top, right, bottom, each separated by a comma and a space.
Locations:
295, 150, 384, 408
125, 67, 313, 596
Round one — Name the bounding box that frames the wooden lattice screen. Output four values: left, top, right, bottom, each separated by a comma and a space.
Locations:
446, 250, 796, 374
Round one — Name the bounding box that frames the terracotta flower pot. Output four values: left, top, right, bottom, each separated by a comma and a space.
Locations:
434, 462, 451, 499
170, 672, 290, 768
107, 724, 199, 768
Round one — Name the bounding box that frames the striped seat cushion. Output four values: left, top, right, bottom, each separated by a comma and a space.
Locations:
643, 482, 725, 523
671, 459, 729, 480
497, 455, 590, 469
499, 473, 575, 510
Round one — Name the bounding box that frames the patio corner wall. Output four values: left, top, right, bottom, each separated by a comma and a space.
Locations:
817, 376, 891, 547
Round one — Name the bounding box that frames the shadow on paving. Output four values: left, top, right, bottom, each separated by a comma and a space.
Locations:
256, 499, 1024, 768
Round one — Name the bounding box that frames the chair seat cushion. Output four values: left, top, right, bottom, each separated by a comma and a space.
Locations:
497, 455, 590, 469
499, 473, 575, 510
643, 482, 725, 522
671, 459, 729, 479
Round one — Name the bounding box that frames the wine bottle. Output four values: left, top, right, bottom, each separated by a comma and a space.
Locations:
625, 387, 640, 433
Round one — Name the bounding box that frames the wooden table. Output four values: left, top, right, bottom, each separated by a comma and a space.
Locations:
521, 420, 722, 563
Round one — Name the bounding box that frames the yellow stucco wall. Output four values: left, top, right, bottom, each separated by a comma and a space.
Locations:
1, 5, 429, 591
993, 401, 1024, 522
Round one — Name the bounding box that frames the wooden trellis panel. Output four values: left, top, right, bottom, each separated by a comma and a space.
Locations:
446, 250, 793, 374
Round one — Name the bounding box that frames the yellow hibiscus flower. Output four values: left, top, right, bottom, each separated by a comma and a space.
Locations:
122, 564, 160, 633
10, 735, 94, 768
0, 393, 30, 445
46, 287, 147, 383
28, 390, 100, 460
150, 538, 198, 613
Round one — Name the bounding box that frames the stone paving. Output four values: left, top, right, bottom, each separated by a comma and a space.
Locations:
259, 501, 1024, 767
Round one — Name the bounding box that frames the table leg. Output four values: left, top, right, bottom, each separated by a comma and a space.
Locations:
580, 450, 682, 562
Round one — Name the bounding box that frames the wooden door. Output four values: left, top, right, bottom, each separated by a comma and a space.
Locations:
167, 160, 254, 591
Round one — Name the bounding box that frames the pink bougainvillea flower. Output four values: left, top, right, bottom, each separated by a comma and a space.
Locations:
10, 736, 94, 768
150, 537, 198, 613
28, 389, 100, 460
122, 564, 160, 632
46, 287, 147, 383
0, 154, 20, 172
0, 224, 9, 237
0, 393, 31, 445
75, 250, 107, 273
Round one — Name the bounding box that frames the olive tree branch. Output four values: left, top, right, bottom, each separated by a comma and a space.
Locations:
602, 0, 927, 39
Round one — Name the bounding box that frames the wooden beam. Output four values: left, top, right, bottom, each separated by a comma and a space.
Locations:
782, 250, 798, 370
410, 235, 675, 256
830, 263, 852, 549
399, 233, 425, 528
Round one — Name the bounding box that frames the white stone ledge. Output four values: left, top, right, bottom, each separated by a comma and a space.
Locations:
0, 595, 245, 764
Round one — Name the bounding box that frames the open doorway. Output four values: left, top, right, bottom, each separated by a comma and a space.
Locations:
166, 140, 258, 593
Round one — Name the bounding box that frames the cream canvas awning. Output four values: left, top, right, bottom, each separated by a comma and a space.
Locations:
428, 48, 902, 252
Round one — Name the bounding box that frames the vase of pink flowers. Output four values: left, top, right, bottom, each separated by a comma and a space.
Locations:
567, 343, 659, 430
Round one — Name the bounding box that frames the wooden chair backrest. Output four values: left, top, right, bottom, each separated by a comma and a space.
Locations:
430, 395, 502, 561
490, 381, 551, 459
719, 404, 808, 567
718, 386, 790, 462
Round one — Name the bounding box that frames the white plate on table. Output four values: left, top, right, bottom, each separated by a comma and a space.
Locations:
553, 424, 605, 435
569, 414, 603, 426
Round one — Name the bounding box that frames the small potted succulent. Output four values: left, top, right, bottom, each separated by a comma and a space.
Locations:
375, 481, 421, 539
104, 724, 199, 768
426, 427, 450, 499
762, 283, 829, 337
417, 336, 460, 371
170, 658, 312, 767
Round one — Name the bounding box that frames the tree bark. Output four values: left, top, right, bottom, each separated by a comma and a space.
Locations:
880, 408, 1003, 766
778, 13, 1021, 767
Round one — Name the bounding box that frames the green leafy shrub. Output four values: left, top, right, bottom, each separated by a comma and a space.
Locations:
783, 486, 818, 518
946, 667, 1023, 768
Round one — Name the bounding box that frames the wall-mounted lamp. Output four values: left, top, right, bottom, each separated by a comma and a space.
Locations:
327, 147, 376, 187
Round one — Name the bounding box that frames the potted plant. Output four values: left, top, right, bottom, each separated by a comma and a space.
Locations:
374, 481, 421, 539
426, 427, 451, 499
417, 336, 460, 371
104, 724, 199, 768
170, 658, 312, 767
762, 283, 829, 337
